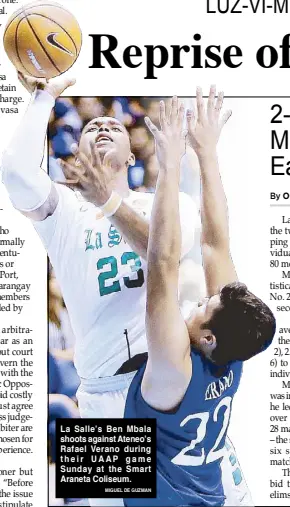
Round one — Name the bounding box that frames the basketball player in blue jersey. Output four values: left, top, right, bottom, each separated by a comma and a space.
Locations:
124, 89, 276, 507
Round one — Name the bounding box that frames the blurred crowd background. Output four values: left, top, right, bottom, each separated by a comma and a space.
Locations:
48, 96, 204, 506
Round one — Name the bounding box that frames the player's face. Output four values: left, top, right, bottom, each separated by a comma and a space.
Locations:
186, 294, 221, 357
79, 117, 133, 167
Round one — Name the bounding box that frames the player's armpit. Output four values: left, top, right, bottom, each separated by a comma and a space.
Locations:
143, 273, 192, 410
141, 330, 192, 412
32, 183, 80, 252
21, 183, 59, 221
202, 244, 238, 296
141, 353, 192, 412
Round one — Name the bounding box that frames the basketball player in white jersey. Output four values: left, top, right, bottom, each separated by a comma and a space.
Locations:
1, 74, 252, 506
1, 71, 197, 390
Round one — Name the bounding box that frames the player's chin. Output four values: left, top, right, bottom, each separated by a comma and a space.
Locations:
95, 143, 114, 155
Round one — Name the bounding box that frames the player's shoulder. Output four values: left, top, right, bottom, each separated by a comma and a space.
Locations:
128, 189, 196, 210
190, 349, 243, 394
55, 183, 97, 213
128, 189, 154, 204
125, 189, 155, 216
193, 348, 243, 377
54, 182, 78, 203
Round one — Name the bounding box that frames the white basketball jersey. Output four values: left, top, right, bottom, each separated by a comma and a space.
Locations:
34, 184, 197, 379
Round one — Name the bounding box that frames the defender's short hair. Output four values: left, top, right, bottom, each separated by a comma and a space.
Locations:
204, 282, 276, 366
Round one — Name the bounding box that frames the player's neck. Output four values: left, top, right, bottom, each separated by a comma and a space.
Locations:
108, 166, 130, 199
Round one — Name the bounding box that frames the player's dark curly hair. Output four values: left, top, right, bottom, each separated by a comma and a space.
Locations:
203, 282, 276, 366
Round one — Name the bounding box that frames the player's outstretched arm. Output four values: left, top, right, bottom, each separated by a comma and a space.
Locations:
140, 98, 192, 411
187, 86, 236, 296
1, 73, 75, 221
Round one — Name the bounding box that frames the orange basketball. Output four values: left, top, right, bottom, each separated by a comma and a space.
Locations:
3, 1, 82, 79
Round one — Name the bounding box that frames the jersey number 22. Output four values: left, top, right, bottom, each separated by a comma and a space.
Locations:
172, 396, 232, 466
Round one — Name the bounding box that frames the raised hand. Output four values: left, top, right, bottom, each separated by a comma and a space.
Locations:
144, 96, 185, 172
186, 86, 231, 157
58, 141, 112, 207
17, 71, 76, 99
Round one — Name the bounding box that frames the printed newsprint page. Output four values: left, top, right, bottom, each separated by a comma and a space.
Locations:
0, 0, 290, 506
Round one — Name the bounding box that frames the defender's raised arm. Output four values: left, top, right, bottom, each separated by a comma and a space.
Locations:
187, 86, 236, 296
142, 98, 192, 410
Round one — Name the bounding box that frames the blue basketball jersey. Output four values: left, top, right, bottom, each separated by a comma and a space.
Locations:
124, 349, 243, 507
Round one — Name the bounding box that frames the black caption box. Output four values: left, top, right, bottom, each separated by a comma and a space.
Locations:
55, 418, 156, 499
